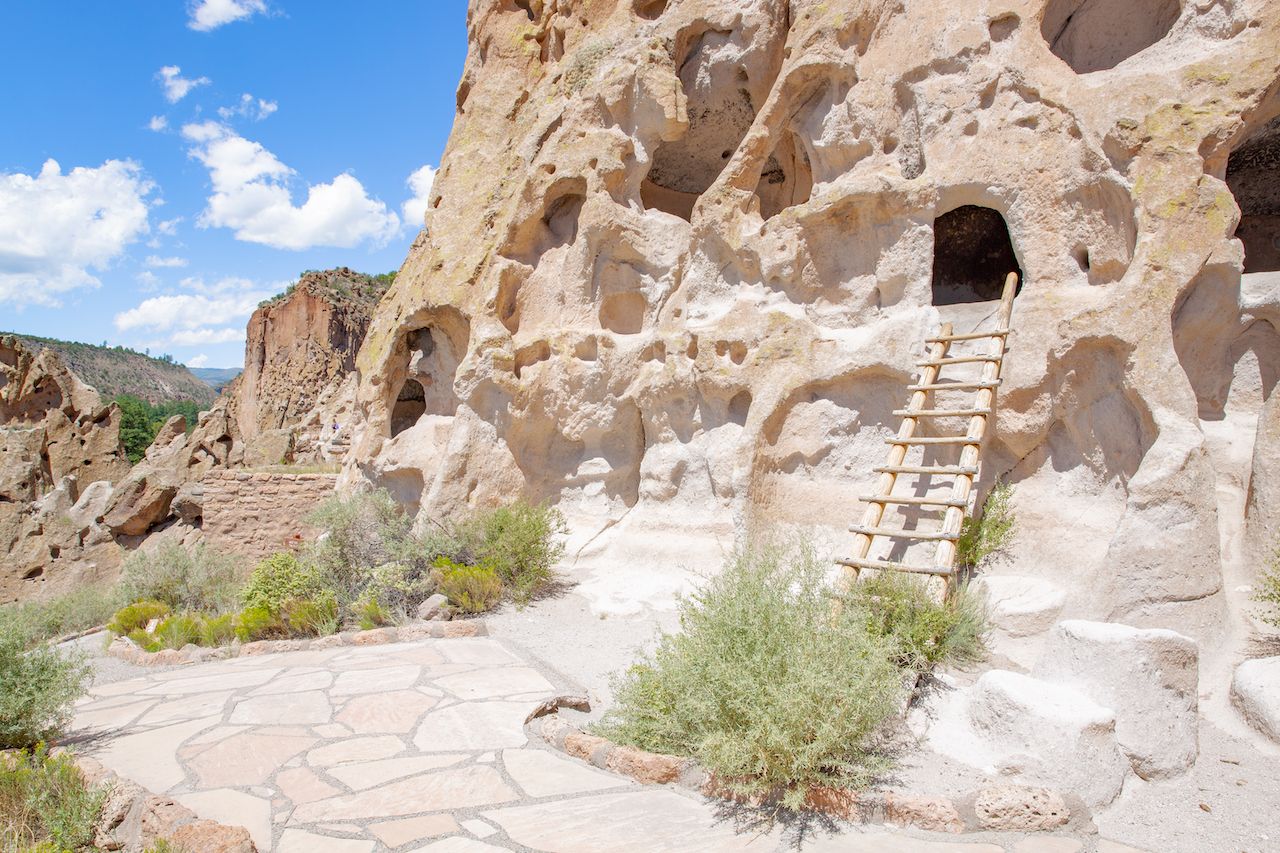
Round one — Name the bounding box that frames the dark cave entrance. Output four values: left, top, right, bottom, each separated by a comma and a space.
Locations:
390, 378, 427, 438
931, 205, 1023, 305
1227, 116, 1280, 274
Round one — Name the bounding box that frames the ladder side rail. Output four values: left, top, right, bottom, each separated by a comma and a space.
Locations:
842, 323, 953, 585
934, 272, 1019, 579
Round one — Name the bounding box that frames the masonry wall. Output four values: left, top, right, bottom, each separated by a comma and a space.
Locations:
200, 470, 337, 562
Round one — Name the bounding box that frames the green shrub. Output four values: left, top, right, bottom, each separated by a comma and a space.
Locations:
120, 543, 242, 613
845, 572, 988, 672
1254, 548, 1280, 629
106, 600, 171, 636
354, 595, 393, 631
0, 626, 91, 749
241, 552, 326, 613
459, 500, 567, 604
359, 562, 436, 623
283, 594, 339, 637
594, 542, 904, 807
153, 614, 203, 651
436, 559, 504, 614
0, 745, 106, 851
0, 585, 125, 647
956, 482, 1016, 569
234, 606, 287, 643
307, 490, 421, 595
199, 613, 238, 647
125, 627, 160, 652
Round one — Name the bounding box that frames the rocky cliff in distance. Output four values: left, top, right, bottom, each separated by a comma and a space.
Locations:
8, 333, 217, 408
233, 268, 393, 465
1, 335, 131, 601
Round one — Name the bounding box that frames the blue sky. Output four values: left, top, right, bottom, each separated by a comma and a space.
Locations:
0, 1, 468, 368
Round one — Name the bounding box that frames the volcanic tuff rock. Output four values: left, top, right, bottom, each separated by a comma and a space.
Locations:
233, 268, 391, 464
339, 0, 1280, 643
1, 335, 131, 600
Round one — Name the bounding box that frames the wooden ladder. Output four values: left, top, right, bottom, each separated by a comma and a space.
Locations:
837, 272, 1019, 591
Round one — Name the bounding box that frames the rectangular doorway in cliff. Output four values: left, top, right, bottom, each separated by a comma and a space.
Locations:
1227, 115, 1280, 274
931, 205, 1023, 306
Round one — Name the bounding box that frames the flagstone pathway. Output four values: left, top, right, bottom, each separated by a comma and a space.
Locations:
72, 635, 1131, 853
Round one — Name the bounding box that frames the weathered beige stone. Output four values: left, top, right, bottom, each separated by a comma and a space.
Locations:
1231, 656, 1280, 743
368, 814, 460, 847
289, 765, 519, 823
974, 784, 1070, 832
414, 700, 529, 751
186, 731, 316, 788
325, 754, 468, 791
604, 745, 684, 784
563, 730, 610, 763
176, 789, 271, 851
884, 792, 964, 833
165, 820, 257, 853
275, 767, 342, 805
503, 748, 630, 798
307, 735, 406, 768
334, 689, 438, 734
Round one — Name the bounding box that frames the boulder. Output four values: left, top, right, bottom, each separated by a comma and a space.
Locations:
1231, 656, 1280, 743
416, 592, 450, 621
166, 820, 256, 853
241, 428, 295, 468
929, 670, 1129, 808
67, 480, 115, 532
103, 473, 179, 537
1034, 620, 1199, 779
973, 784, 1070, 832
171, 482, 205, 524
974, 575, 1068, 637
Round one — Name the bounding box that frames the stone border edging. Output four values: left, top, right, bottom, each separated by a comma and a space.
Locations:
74, 754, 257, 852
527, 712, 1091, 835
106, 619, 487, 666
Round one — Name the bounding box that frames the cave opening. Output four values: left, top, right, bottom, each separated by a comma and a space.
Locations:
931, 205, 1023, 305
756, 129, 814, 220
642, 28, 761, 221
1227, 116, 1280, 274
1041, 0, 1181, 74
391, 378, 426, 438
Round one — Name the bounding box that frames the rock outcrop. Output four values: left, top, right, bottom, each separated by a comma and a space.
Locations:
336, 0, 1280, 647
1, 335, 131, 600
232, 268, 391, 465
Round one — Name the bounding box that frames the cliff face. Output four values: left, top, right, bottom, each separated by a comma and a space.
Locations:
339, 0, 1280, 644
233, 268, 391, 464
1, 335, 131, 600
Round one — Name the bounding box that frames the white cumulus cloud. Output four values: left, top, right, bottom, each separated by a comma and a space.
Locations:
218, 93, 278, 122
149, 115, 169, 132
188, 0, 267, 31
170, 327, 246, 346
187, 353, 210, 368
182, 121, 400, 251
157, 66, 210, 103
401, 164, 437, 228
145, 255, 188, 268
0, 159, 153, 307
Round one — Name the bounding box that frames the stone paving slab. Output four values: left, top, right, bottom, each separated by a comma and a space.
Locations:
73, 635, 1144, 852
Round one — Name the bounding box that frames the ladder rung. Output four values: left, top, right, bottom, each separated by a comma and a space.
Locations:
916, 355, 1003, 367
895, 408, 992, 418
885, 436, 980, 446
859, 494, 968, 507
849, 525, 960, 541
907, 380, 1001, 392
836, 556, 953, 577
926, 330, 1010, 343
874, 464, 978, 476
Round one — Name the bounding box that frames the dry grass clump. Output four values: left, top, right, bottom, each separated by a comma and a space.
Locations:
0, 746, 105, 851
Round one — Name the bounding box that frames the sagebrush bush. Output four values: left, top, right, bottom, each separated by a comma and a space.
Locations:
0, 626, 91, 749
199, 613, 238, 647
354, 595, 393, 631
0, 586, 124, 647
106, 600, 170, 636
594, 542, 904, 807
1254, 548, 1280, 629
845, 572, 988, 671
284, 593, 339, 637
153, 614, 202, 650
307, 490, 421, 592
458, 501, 567, 604
956, 482, 1016, 569
359, 562, 436, 622
241, 552, 325, 613
234, 605, 287, 643
120, 542, 242, 613
0, 745, 105, 851
436, 559, 504, 614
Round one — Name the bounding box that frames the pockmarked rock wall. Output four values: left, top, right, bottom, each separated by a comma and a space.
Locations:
340, 0, 1280, 642
199, 470, 337, 562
